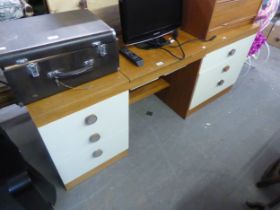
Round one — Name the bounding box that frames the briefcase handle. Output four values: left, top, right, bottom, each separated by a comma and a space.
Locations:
47, 59, 94, 79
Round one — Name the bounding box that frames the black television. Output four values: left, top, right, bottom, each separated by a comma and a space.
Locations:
119, 0, 182, 45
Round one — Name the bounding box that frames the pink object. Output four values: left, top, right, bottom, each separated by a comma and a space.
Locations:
248, 33, 267, 56
248, 0, 280, 56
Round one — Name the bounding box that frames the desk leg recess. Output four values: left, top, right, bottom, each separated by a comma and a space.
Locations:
157, 60, 201, 119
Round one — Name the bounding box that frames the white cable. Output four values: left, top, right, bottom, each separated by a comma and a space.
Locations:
242, 57, 253, 78
242, 40, 271, 78
264, 41, 271, 63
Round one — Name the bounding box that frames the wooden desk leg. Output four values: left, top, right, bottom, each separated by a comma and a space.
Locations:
157, 60, 201, 119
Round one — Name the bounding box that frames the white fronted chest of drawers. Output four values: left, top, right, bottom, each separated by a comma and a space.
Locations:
190, 35, 256, 110
38, 91, 129, 188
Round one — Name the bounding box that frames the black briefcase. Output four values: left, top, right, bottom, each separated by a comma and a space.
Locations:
0, 10, 119, 105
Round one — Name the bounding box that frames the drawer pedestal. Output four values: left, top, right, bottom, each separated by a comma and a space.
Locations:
37, 91, 129, 190
158, 34, 255, 118
189, 35, 255, 112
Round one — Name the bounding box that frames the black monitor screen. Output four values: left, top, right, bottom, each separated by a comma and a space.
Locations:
119, 0, 182, 44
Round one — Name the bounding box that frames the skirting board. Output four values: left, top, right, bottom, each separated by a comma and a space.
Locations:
187, 86, 233, 117
65, 150, 128, 190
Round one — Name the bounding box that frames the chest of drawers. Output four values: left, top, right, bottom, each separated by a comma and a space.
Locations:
182, 0, 262, 40
190, 35, 255, 110
38, 91, 129, 189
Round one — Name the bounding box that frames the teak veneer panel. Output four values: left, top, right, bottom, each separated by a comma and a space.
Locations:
182, 0, 216, 39
27, 72, 129, 127
120, 24, 258, 90
207, 0, 262, 38
157, 61, 202, 118
181, 0, 262, 40
210, 0, 261, 30
129, 79, 170, 105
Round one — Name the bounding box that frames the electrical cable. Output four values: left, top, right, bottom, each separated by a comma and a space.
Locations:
168, 38, 199, 48
160, 34, 217, 61
169, 35, 217, 48
242, 57, 253, 78
159, 38, 186, 61
264, 42, 271, 63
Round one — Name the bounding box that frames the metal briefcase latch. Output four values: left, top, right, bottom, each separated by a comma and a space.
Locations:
26, 63, 40, 78
91, 41, 107, 57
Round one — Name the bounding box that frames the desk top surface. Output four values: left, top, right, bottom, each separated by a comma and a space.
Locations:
27, 72, 129, 127
120, 24, 258, 89
26, 24, 258, 127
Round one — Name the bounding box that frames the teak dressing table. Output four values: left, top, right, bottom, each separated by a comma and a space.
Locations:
26, 24, 258, 190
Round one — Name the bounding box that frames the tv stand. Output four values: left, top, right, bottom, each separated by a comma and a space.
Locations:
136, 37, 170, 50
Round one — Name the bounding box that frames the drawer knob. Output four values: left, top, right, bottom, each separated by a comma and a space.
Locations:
275, 37, 280, 42
222, 66, 230, 73
217, 80, 225, 87
92, 149, 103, 158
89, 133, 101, 143
85, 114, 98, 125
228, 49, 236, 57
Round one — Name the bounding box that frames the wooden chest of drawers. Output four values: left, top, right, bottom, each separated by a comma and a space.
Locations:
38, 91, 129, 189
181, 0, 262, 40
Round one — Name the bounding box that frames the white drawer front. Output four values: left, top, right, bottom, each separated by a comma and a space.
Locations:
38, 91, 129, 183
190, 57, 246, 109
39, 91, 129, 159
200, 35, 255, 73
54, 130, 128, 184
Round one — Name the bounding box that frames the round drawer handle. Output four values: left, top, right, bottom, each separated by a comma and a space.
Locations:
85, 114, 97, 125
222, 65, 230, 73
92, 149, 103, 158
228, 49, 236, 57
89, 133, 101, 143
275, 37, 280, 42
217, 80, 225, 87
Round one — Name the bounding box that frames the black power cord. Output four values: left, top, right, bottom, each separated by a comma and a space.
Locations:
159, 38, 186, 61
158, 31, 217, 61
168, 38, 199, 48
169, 35, 217, 48
135, 32, 216, 61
